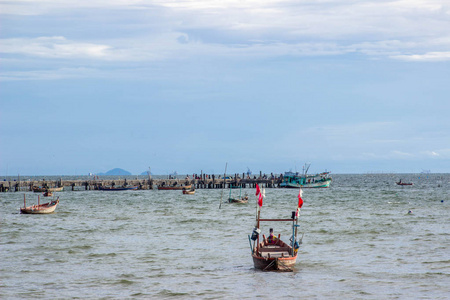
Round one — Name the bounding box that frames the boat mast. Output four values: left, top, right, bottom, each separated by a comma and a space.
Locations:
219, 163, 227, 209
293, 208, 299, 257
303, 163, 311, 175
256, 205, 261, 252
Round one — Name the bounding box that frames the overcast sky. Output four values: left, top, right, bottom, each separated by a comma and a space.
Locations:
1, 0, 449, 175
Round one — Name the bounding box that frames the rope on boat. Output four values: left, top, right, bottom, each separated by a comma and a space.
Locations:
276, 260, 294, 272
263, 260, 277, 271
262, 258, 294, 272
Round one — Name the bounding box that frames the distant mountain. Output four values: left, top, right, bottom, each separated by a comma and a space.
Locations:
98, 168, 132, 176
140, 171, 152, 175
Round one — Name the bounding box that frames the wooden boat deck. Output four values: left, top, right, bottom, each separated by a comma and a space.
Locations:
258, 245, 291, 257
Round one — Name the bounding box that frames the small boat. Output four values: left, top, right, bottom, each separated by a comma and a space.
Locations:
33, 186, 64, 192
396, 180, 413, 186
249, 185, 303, 271
229, 197, 248, 203
43, 190, 53, 197
20, 194, 59, 214
99, 186, 138, 191
182, 189, 195, 195
228, 186, 248, 203
158, 185, 192, 190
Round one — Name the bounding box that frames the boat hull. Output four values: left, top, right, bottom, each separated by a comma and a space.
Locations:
20, 200, 59, 214
229, 198, 248, 203
280, 180, 331, 188
99, 186, 138, 191
158, 185, 192, 190
33, 186, 63, 192
252, 254, 297, 271
252, 238, 298, 271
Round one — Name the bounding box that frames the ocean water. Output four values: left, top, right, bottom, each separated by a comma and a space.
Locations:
1, 174, 449, 299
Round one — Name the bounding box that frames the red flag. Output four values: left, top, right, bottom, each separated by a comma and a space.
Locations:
258, 192, 263, 207
298, 188, 303, 208
255, 183, 261, 196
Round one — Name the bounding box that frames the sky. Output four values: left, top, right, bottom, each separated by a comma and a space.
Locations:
1, 0, 449, 175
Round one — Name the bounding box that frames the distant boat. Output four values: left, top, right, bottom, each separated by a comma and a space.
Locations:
20, 194, 59, 214
228, 186, 248, 203
280, 163, 331, 188
182, 188, 195, 195
43, 190, 53, 197
158, 185, 192, 191
33, 186, 63, 193
280, 169, 331, 188
99, 186, 138, 191
396, 180, 413, 186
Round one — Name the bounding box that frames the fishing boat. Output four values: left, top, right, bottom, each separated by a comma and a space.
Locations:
20, 194, 60, 214
249, 185, 303, 271
228, 186, 248, 203
43, 190, 53, 197
182, 190, 195, 195
396, 180, 413, 186
33, 186, 64, 192
158, 185, 192, 190
99, 185, 138, 191
280, 164, 331, 188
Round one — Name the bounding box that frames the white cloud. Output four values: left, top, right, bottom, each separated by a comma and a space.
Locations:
274, 120, 450, 164
391, 150, 415, 158
0, 0, 147, 15
0, 67, 96, 81
391, 51, 450, 61
1, 0, 450, 64
421, 149, 450, 158
0, 37, 111, 59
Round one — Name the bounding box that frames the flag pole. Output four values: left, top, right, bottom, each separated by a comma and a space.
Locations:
294, 187, 303, 255
255, 183, 262, 251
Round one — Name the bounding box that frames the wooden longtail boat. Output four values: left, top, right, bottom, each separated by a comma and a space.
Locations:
33, 186, 63, 193
249, 186, 303, 271
252, 234, 298, 271
99, 186, 138, 191
20, 194, 59, 214
229, 197, 248, 203
228, 186, 248, 203
396, 180, 413, 186
158, 185, 192, 190
43, 190, 53, 197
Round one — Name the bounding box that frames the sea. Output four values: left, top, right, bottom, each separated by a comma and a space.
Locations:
1, 174, 449, 299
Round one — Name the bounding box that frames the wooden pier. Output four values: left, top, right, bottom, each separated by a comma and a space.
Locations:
0, 175, 281, 192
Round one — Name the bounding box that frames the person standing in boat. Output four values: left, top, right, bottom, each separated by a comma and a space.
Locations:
267, 228, 277, 244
